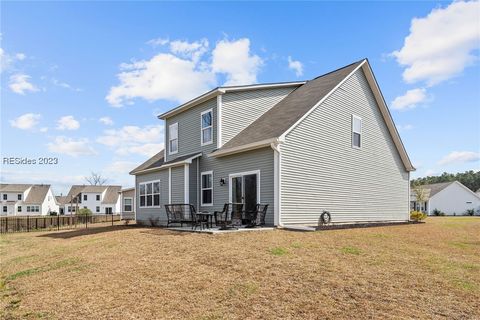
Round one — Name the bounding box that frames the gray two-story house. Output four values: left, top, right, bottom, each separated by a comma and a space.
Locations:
130, 59, 415, 227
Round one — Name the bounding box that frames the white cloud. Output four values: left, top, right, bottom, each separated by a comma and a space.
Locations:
391, 1, 480, 86
9, 113, 41, 130
106, 53, 215, 106
40, 127, 49, 133
438, 151, 480, 165
146, 37, 169, 47
105, 161, 139, 174
99, 117, 114, 126
287, 56, 304, 77
47, 136, 97, 157
9, 73, 39, 94
397, 124, 414, 131
56, 115, 80, 130
15, 53, 26, 60
211, 38, 263, 85
391, 88, 427, 110
107, 37, 264, 106
0, 48, 26, 73
97, 125, 163, 157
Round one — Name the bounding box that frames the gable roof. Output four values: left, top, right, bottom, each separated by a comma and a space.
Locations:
24, 185, 51, 204
130, 152, 201, 175
102, 186, 121, 204
418, 181, 480, 199
0, 184, 32, 193
219, 60, 363, 151
55, 196, 69, 205
129, 150, 164, 175
158, 81, 306, 120
208, 59, 414, 172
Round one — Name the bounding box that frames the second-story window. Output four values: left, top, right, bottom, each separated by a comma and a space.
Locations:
83, 194, 88, 201
3, 194, 7, 200
169, 123, 178, 155
17, 194, 22, 200
201, 109, 213, 146
352, 115, 362, 149
96, 194, 100, 201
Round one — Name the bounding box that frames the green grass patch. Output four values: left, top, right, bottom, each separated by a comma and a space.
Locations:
6, 267, 43, 281
269, 247, 288, 256
341, 246, 362, 255
290, 242, 303, 249
370, 233, 391, 239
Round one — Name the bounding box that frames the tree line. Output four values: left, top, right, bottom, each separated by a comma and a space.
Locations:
411, 170, 480, 193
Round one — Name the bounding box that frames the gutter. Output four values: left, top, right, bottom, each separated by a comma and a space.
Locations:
208, 138, 282, 158
130, 153, 202, 175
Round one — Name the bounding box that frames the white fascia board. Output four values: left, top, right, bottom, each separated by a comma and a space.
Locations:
132, 153, 202, 175
208, 138, 279, 158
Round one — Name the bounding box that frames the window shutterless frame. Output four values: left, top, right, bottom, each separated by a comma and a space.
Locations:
200, 171, 213, 206
169, 122, 178, 155
139, 180, 161, 208
200, 109, 213, 146
352, 114, 362, 149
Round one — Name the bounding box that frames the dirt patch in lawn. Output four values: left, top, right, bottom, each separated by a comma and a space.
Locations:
1, 217, 479, 319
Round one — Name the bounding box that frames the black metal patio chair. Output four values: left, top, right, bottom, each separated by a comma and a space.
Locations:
214, 203, 244, 230
164, 204, 197, 229
245, 204, 269, 228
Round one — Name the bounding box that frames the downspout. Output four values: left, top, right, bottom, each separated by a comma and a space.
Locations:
271, 139, 283, 227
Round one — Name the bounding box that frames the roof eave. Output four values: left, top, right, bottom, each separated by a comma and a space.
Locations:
209, 138, 279, 158
131, 153, 202, 175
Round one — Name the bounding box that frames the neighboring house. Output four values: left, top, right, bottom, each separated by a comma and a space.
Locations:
63, 185, 122, 214
411, 181, 480, 216
0, 184, 58, 216
130, 59, 415, 227
118, 187, 135, 219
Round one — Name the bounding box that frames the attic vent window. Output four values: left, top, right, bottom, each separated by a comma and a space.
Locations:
352, 115, 362, 149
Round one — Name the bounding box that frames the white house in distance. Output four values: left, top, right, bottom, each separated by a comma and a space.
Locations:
411, 181, 480, 216
61, 185, 122, 215
0, 184, 58, 216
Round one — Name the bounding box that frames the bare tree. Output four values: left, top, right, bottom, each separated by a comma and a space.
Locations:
85, 172, 108, 186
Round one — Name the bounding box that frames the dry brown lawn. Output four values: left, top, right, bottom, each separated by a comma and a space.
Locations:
1, 217, 479, 319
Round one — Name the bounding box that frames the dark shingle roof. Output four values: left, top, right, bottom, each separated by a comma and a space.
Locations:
102, 186, 121, 204
219, 60, 364, 150
129, 150, 164, 175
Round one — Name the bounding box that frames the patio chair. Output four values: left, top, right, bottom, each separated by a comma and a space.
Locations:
214, 203, 244, 230
245, 204, 268, 228
165, 204, 196, 228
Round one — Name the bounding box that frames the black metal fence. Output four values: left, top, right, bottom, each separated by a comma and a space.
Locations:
0, 214, 122, 234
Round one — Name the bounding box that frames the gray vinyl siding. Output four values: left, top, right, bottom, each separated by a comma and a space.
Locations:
135, 170, 169, 224
281, 69, 409, 225
171, 166, 185, 203
221, 87, 297, 145
165, 98, 217, 162
198, 147, 275, 225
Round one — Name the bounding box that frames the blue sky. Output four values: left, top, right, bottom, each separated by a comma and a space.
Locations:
1, 1, 479, 195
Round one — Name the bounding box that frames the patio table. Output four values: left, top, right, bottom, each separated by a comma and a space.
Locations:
196, 212, 214, 229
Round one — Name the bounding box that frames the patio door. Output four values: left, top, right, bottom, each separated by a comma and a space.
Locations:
230, 171, 259, 213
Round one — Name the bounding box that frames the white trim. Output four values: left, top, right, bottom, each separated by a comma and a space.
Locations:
200, 171, 214, 207
209, 138, 278, 158
168, 122, 178, 155
196, 159, 200, 209
158, 82, 305, 120
217, 95, 222, 148
184, 164, 189, 204
273, 148, 281, 226
200, 108, 213, 146
280, 61, 365, 140
138, 180, 161, 208
132, 153, 202, 175
168, 167, 172, 204
228, 170, 261, 206
164, 119, 168, 160
352, 114, 362, 149
407, 172, 411, 220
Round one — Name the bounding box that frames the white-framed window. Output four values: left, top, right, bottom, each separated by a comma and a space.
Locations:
124, 197, 133, 212
96, 194, 100, 201
17, 194, 22, 200
201, 109, 213, 146
96, 206, 100, 213
201, 171, 213, 206
27, 206, 31, 212
139, 180, 160, 208
3, 194, 7, 200
352, 115, 362, 149
2, 206, 7, 213
17, 206, 22, 212
83, 194, 87, 201
169, 122, 178, 155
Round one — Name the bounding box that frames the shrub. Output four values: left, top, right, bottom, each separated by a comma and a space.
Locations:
77, 208, 92, 216
49, 211, 58, 216
465, 209, 475, 216
410, 210, 427, 222
432, 208, 445, 216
